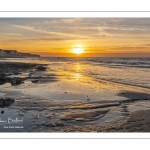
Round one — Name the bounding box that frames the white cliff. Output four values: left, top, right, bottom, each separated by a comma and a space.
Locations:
0, 49, 40, 57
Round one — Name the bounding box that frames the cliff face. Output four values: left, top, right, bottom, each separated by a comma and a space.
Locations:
0, 49, 40, 57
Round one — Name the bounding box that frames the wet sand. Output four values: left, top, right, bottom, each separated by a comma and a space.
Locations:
0, 60, 150, 132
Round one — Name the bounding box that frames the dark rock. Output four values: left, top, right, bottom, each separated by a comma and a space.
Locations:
0, 76, 9, 85
18, 114, 24, 116
9, 77, 25, 86
0, 76, 26, 86
36, 66, 47, 71
32, 80, 39, 83
55, 121, 65, 126
1, 111, 4, 114
14, 72, 20, 75
0, 98, 15, 107
0, 72, 6, 76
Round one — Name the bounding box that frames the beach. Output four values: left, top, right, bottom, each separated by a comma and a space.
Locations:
0, 57, 150, 132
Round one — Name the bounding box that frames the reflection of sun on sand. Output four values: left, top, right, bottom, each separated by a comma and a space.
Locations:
73, 73, 82, 81
1, 58, 150, 132
72, 62, 82, 81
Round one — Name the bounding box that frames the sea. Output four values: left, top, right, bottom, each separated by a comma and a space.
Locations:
1, 57, 150, 89
0, 57, 150, 132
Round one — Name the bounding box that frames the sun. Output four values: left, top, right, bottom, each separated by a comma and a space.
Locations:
72, 45, 84, 54
73, 47, 83, 54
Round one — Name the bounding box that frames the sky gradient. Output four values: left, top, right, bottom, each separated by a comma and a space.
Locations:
0, 18, 150, 57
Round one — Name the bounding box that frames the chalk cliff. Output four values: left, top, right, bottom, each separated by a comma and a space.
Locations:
0, 49, 40, 57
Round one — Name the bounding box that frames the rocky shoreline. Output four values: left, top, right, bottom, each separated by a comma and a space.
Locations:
0, 61, 150, 132
0, 62, 47, 86
0, 98, 15, 107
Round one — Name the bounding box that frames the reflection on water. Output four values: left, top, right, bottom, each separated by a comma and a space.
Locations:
74, 63, 81, 72
72, 63, 82, 81
1, 58, 150, 132
73, 73, 82, 81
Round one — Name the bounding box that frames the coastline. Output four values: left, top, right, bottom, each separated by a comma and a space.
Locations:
0, 59, 150, 132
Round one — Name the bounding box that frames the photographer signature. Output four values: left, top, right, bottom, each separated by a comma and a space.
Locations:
0, 117, 23, 124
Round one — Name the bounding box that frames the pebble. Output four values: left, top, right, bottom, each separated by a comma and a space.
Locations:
1, 111, 4, 114
75, 118, 85, 121
33, 114, 40, 119
45, 114, 52, 119
18, 114, 24, 116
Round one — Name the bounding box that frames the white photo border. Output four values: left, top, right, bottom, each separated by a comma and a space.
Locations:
0, 11, 150, 139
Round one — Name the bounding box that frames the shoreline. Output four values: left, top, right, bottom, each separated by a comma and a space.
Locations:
0, 60, 150, 132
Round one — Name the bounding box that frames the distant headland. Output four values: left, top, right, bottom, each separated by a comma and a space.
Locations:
0, 49, 40, 58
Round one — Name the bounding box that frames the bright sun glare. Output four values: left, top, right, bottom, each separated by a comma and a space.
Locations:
73, 45, 84, 54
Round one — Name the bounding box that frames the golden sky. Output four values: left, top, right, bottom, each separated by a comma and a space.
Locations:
0, 18, 150, 57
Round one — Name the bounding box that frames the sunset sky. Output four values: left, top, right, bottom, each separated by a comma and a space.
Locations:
0, 18, 150, 57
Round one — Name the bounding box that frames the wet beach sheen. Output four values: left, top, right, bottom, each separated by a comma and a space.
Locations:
0, 57, 150, 132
